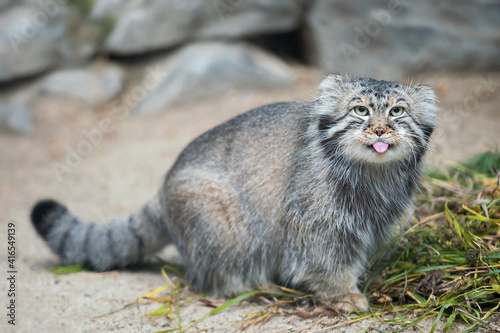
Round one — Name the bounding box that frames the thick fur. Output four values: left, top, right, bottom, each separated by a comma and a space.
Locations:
31, 75, 438, 312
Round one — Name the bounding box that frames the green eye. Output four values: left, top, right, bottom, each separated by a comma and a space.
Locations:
390, 107, 404, 117
354, 106, 369, 116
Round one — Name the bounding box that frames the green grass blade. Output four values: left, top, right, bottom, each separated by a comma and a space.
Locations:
443, 309, 457, 332
430, 305, 447, 333
483, 252, 500, 260
148, 302, 173, 318
46, 264, 88, 274
162, 264, 185, 278
414, 265, 456, 272
481, 269, 500, 277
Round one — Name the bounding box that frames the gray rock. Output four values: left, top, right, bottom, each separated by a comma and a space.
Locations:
0, 0, 14, 12
90, 0, 142, 18
91, 0, 302, 55
137, 42, 292, 114
0, 99, 33, 135
198, 0, 302, 39
304, 0, 500, 79
56, 11, 104, 66
101, 0, 200, 55
0, 5, 69, 82
41, 64, 124, 108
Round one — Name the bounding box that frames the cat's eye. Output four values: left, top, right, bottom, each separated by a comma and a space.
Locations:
354, 106, 369, 116
390, 107, 404, 117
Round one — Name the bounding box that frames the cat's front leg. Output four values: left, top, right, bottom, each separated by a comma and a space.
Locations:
327, 287, 369, 313
314, 264, 369, 313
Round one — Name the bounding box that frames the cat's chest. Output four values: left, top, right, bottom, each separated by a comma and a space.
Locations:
319, 176, 412, 243
334, 171, 411, 213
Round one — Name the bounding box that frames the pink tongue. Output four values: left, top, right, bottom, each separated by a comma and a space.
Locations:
373, 141, 389, 153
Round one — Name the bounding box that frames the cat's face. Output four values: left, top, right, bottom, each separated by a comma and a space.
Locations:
315, 75, 438, 164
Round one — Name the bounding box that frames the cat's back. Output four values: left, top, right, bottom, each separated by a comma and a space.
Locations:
168, 101, 311, 174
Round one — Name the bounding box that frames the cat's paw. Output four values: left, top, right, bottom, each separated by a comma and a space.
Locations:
330, 292, 369, 313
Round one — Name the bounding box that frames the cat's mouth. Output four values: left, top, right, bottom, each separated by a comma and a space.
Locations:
371, 141, 392, 153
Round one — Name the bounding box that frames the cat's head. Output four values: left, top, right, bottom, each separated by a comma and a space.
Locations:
313, 75, 438, 164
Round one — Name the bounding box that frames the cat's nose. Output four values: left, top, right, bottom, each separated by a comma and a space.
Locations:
374, 127, 385, 136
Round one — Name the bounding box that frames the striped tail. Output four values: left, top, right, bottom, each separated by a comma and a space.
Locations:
30, 198, 171, 271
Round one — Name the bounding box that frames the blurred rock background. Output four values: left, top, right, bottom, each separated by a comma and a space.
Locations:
0, 0, 499, 134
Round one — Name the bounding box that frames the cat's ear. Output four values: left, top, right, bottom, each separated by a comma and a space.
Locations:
319, 74, 347, 95
412, 83, 436, 104
411, 83, 439, 123
315, 74, 347, 116
327, 74, 344, 83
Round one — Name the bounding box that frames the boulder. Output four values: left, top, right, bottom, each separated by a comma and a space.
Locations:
137, 41, 292, 114
91, 0, 302, 55
198, 0, 302, 39
56, 10, 108, 66
90, 0, 142, 18
0, 5, 69, 81
0, 0, 14, 11
0, 98, 33, 135
304, 0, 500, 79
41, 63, 124, 108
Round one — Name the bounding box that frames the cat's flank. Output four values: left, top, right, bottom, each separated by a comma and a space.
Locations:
31, 75, 437, 312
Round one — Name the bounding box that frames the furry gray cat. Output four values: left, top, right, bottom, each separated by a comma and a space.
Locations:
31, 75, 438, 312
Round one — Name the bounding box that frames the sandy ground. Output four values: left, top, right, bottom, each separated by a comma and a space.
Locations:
1, 66, 500, 333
